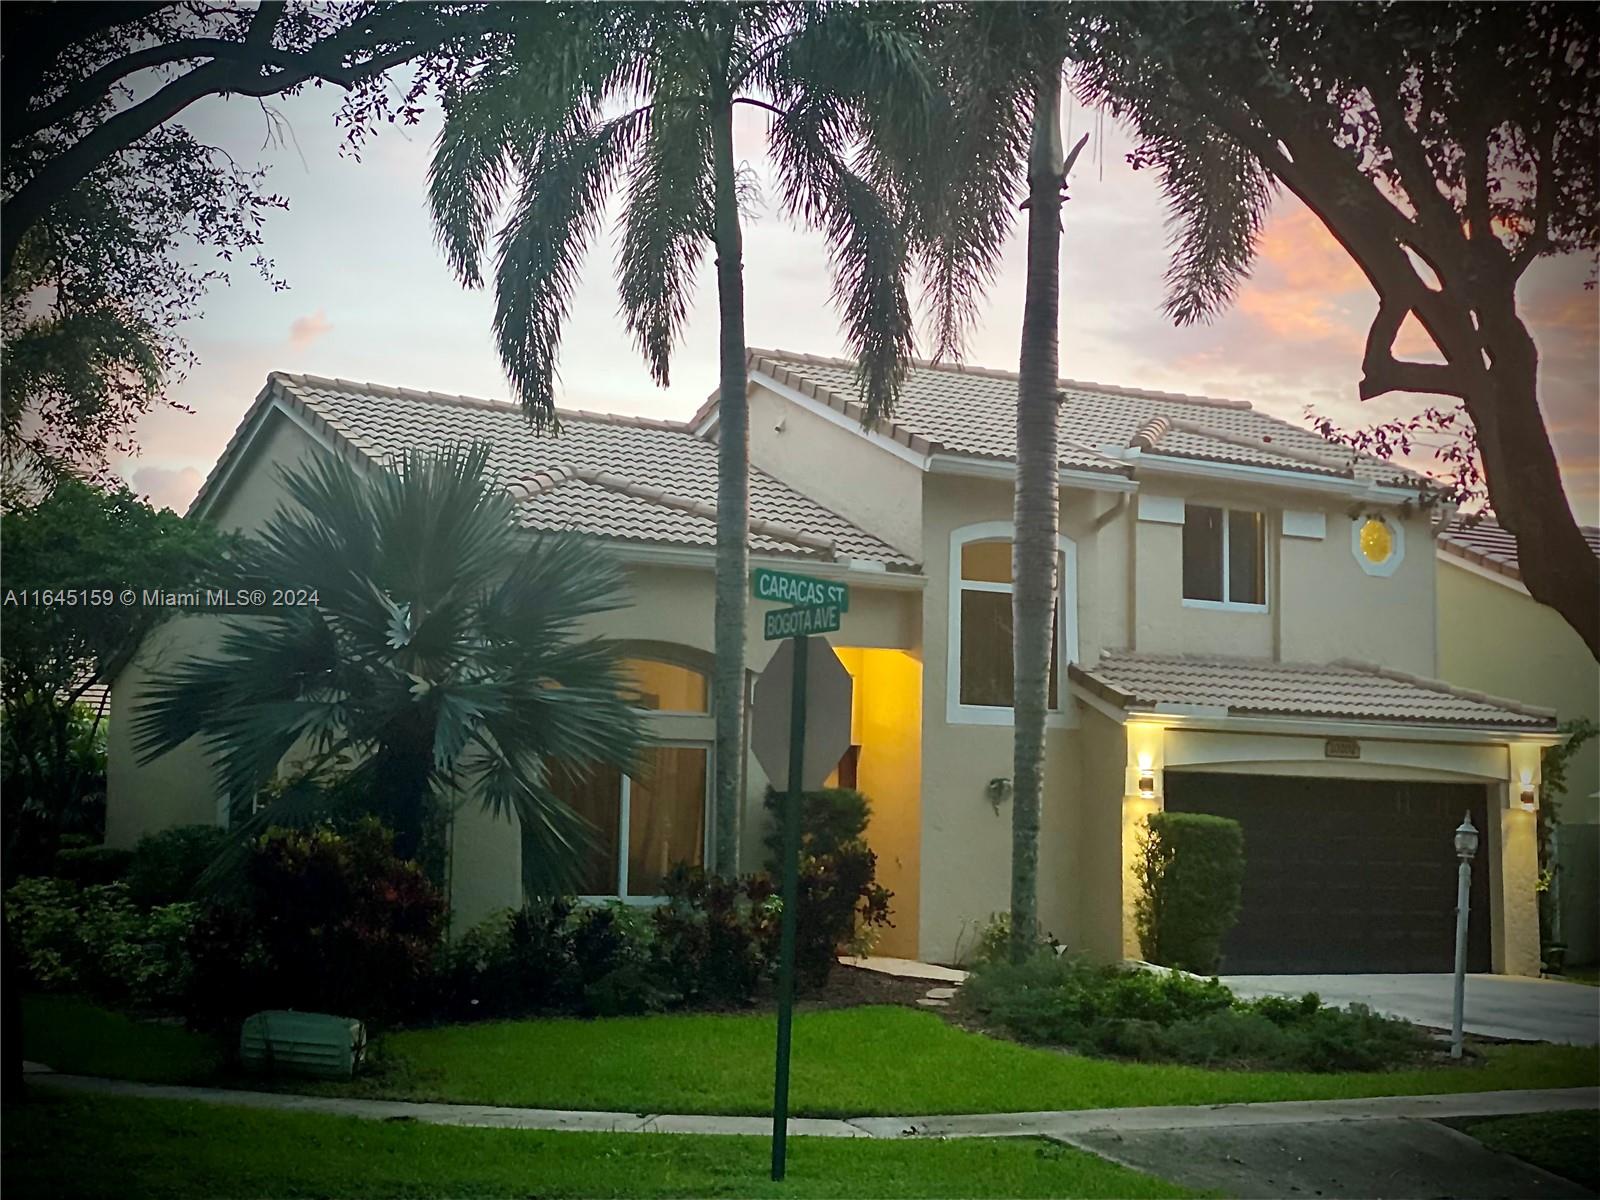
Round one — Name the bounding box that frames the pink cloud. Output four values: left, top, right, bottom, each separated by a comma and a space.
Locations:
128, 465, 205, 514
288, 309, 333, 349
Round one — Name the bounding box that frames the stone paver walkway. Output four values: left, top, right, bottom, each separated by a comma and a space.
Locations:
28, 1067, 1596, 1142
841, 954, 967, 1007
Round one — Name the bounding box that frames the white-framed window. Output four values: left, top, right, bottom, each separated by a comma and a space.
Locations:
1182, 505, 1268, 610
947, 521, 1078, 727
564, 744, 711, 900
539, 653, 713, 900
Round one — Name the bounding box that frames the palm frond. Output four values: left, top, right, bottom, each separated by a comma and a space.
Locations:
768, 103, 915, 422
616, 87, 713, 388
1071, 13, 1278, 325
491, 107, 651, 428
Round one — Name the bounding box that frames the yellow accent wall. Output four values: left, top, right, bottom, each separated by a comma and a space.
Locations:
834, 647, 923, 958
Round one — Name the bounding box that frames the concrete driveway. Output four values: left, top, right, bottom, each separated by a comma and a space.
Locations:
1220, 973, 1600, 1045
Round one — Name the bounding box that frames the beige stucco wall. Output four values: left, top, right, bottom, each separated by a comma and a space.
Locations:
745, 379, 923, 559
1076, 707, 1140, 963
915, 473, 1098, 963
1128, 484, 1436, 675
1437, 561, 1599, 824
1438, 558, 1599, 965
106, 409, 331, 848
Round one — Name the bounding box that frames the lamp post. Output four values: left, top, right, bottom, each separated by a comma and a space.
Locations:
1451, 812, 1480, 1060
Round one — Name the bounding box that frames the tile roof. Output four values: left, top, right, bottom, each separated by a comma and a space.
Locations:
735, 349, 1426, 488
1438, 515, 1600, 584
201, 374, 916, 569
1069, 650, 1555, 729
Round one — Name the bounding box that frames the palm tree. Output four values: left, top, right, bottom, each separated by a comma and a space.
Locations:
131, 442, 645, 894
886, 7, 1080, 962
425, 2, 927, 874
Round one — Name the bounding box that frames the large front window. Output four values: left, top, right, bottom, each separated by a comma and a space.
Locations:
1182, 505, 1266, 607
947, 522, 1076, 725
565, 746, 709, 897
547, 654, 712, 898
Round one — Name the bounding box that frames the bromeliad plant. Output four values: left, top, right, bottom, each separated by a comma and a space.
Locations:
131, 441, 645, 894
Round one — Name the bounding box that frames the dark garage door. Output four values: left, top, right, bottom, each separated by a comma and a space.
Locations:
1164, 773, 1492, 974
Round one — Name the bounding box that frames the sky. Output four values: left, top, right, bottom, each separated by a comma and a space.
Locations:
119, 77, 1600, 525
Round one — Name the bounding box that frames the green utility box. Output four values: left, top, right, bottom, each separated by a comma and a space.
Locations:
239, 1010, 367, 1079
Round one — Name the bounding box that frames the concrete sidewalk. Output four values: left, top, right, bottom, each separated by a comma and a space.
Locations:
26, 1066, 1597, 1141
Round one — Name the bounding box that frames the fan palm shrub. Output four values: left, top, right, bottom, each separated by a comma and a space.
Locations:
131, 442, 645, 894
425, 1, 930, 871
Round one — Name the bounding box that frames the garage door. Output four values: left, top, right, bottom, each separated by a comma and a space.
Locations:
1164, 773, 1493, 973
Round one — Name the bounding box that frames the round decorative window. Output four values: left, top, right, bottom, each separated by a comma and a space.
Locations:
1352, 513, 1404, 577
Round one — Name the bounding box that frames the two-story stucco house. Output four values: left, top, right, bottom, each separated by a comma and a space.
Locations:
106, 350, 1559, 975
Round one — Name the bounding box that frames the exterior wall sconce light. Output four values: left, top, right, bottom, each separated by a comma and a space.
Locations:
985, 777, 1013, 815
1136, 753, 1156, 800
1517, 769, 1537, 811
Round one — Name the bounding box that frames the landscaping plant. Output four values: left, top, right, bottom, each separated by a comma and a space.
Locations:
4, 876, 197, 1010
130, 442, 645, 897
1134, 811, 1245, 973
958, 952, 1433, 1073
653, 866, 780, 1007
762, 786, 894, 984
123, 825, 230, 909
185, 820, 446, 1027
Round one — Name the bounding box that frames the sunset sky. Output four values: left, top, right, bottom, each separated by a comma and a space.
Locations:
120, 75, 1600, 525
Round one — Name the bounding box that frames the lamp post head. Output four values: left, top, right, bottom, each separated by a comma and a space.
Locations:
1454, 811, 1480, 861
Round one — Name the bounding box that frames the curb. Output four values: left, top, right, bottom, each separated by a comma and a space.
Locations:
27, 1071, 1598, 1141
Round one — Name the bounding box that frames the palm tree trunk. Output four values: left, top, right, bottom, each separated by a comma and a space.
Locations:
709, 97, 749, 876
1010, 67, 1065, 965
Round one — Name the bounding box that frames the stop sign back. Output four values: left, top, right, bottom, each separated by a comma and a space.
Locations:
750, 637, 853, 790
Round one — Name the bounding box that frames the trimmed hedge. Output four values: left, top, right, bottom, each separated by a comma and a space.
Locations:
124, 825, 230, 909
51, 845, 133, 887
1134, 811, 1244, 974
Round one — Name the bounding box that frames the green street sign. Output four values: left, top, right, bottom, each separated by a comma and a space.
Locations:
763, 603, 842, 640
752, 567, 849, 612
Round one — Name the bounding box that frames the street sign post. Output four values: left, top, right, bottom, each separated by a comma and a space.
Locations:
748, 569, 852, 1182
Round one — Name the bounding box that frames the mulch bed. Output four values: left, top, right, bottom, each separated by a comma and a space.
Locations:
795, 964, 935, 1011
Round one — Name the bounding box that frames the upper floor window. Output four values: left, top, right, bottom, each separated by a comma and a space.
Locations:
1183, 505, 1266, 608
948, 522, 1077, 726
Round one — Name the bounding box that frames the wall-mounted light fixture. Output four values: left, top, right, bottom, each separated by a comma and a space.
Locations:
1518, 769, 1538, 811
985, 777, 1013, 815
1136, 752, 1156, 800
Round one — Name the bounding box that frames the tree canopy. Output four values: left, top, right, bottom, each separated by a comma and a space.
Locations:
0, 1, 521, 479
1072, 1, 1599, 654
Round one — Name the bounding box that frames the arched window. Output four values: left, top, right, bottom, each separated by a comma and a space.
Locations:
947, 522, 1078, 726
624, 656, 709, 713
535, 649, 712, 899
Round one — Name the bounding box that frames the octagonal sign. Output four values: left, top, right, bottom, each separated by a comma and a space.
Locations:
750, 638, 853, 791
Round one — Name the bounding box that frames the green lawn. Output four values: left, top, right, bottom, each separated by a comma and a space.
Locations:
3, 1092, 1202, 1200
27, 994, 1598, 1118
21, 996, 222, 1083
1456, 1109, 1600, 1192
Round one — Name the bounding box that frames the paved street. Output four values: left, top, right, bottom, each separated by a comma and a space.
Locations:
1221, 973, 1600, 1045
1060, 1118, 1594, 1200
